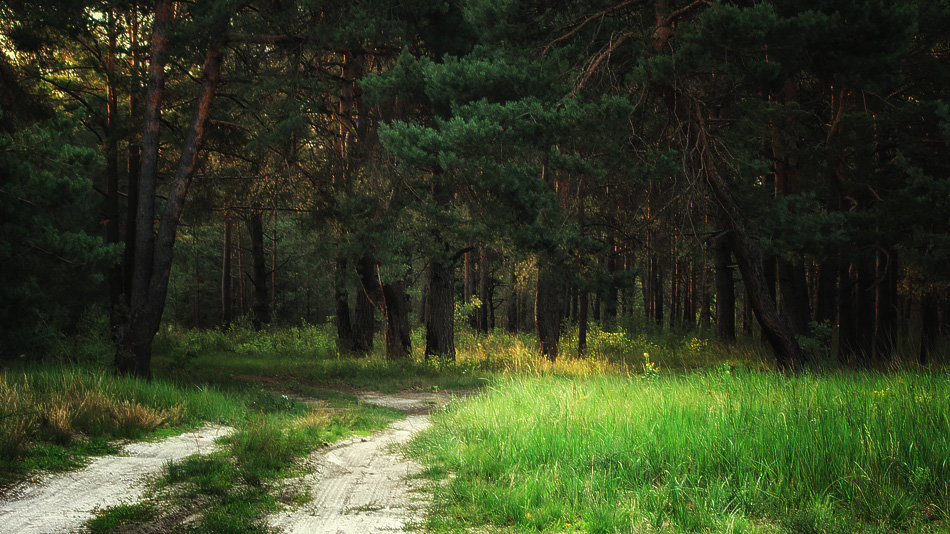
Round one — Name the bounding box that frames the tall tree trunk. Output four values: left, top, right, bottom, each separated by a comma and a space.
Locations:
778, 258, 811, 336
334, 258, 354, 352
920, 294, 938, 365
506, 267, 519, 332
221, 216, 233, 326
463, 251, 474, 303
104, 10, 122, 323
536, 261, 564, 361
578, 290, 588, 355
123, 9, 141, 307
425, 254, 456, 359
356, 256, 407, 359
714, 232, 736, 342
855, 254, 876, 363
669, 260, 680, 329
382, 281, 411, 359
353, 285, 375, 353
837, 259, 858, 363
477, 247, 490, 332
115, 0, 173, 377
874, 250, 898, 360
248, 211, 271, 329
814, 259, 837, 325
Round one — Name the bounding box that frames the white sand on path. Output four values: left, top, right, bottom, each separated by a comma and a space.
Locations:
0, 424, 232, 534
266, 393, 443, 534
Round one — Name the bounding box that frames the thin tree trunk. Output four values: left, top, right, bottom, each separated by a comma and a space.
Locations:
248, 211, 270, 329
105, 10, 122, 322
920, 294, 938, 365
814, 259, 837, 325
578, 290, 588, 355
874, 250, 898, 360
477, 247, 490, 332
221, 216, 233, 326
855, 254, 876, 363
123, 9, 141, 307
714, 232, 736, 342
838, 259, 858, 363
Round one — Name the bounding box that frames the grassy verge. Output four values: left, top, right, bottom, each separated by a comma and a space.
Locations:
0, 365, 248, 487
411, 371, 950, 533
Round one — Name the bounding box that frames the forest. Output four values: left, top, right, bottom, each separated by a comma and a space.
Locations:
0, 1, 948, 533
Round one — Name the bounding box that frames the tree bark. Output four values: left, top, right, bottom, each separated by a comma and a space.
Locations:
425, 255, 456, 359
382, 281, 411, 359
353, 284, 375, 353
536, 261, 564, 361
221, 216, 233, 326
778, 258, 811, 337
578, 290, 588, 355
814, 259, 837, 326
714, 232, 736, 342
334, 258, 354, 352
118, 1, 231, 378
920, 294, 938, 365
855, 254, 876, 363
874, 250, 898, 360
477, 247, 490, 332
248, 211, 271, 329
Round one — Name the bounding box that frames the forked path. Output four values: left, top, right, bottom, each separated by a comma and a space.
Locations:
267, 392, 444, 534
0, 424, 232, 534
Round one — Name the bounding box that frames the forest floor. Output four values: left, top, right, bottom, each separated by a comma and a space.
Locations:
0, 424, 232, 534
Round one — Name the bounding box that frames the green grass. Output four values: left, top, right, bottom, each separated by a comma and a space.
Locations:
0, 365, 248, 486
411, 371, 950, 533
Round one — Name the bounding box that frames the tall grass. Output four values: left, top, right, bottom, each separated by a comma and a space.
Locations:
412, 372, 950, 533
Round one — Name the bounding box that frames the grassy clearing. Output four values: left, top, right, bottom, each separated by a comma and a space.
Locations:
412, 372, 950, 533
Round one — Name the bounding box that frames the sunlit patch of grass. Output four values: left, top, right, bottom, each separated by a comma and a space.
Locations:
413, 371, 950, 533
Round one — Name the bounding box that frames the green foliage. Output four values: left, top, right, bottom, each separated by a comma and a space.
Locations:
0, 113, 118, 357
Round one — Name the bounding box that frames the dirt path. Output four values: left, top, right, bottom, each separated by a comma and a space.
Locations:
0, 424, 232, 534
267, 392, 445, 534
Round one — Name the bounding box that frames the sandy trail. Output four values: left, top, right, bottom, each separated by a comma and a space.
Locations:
0, 424, 232, 534
267, 392, 443, 534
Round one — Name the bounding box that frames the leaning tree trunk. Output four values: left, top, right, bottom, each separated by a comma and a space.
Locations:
536, 261, 564, 361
